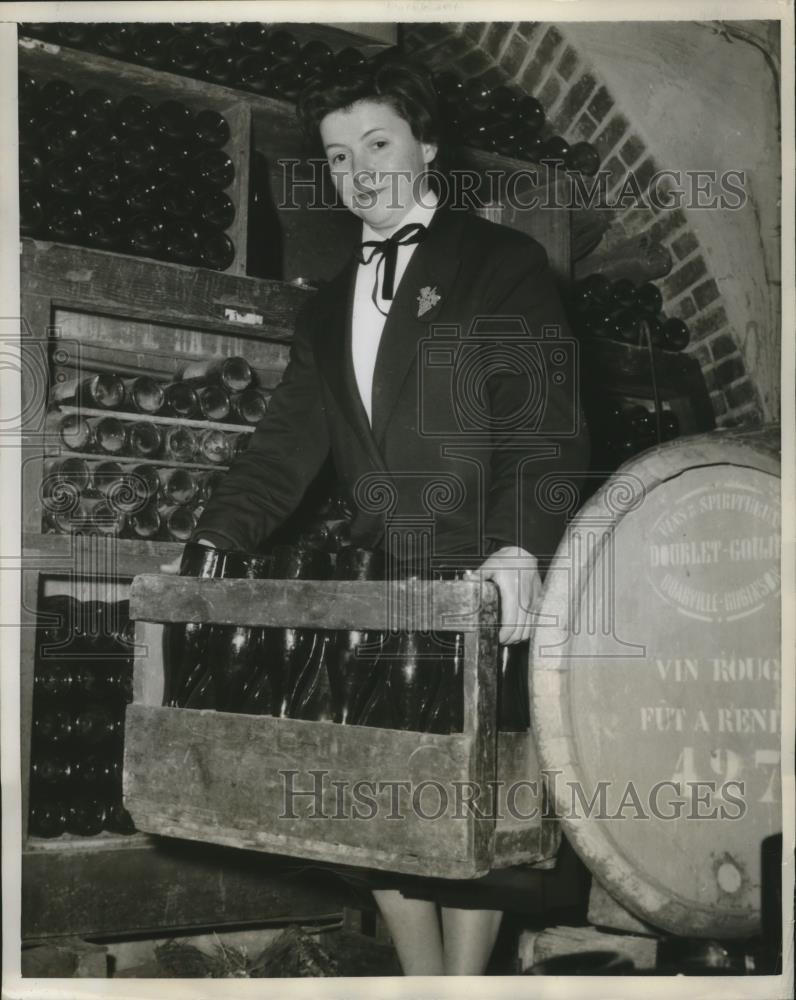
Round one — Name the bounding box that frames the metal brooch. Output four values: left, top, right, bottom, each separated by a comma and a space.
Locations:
417, 285, 441, 318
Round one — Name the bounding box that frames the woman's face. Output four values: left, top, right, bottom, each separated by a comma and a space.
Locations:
320, 99, 437, 232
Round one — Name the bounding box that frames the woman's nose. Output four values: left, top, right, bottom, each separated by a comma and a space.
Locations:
351, 157, 377, 190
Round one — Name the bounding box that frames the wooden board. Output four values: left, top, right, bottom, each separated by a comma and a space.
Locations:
531, 429, 782, 938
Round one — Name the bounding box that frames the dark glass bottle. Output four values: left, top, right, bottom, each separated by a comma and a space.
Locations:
72, 703, 122, 748
267, 63, 307, 101
45, 157, 86, 198
159, 181, 199, 220
197, 428, 231, 465
189, 551, 272, 712
268, 29, 300, 62
53, 372, 125, 409
72, 754, 121, 790
160, 467, 198, 506
83, 207, 124, 251
118, 134, 160, 177
58, 413, 94, 451
90, 459, 124, 498
67, 796, 106, 836
516, 95, 545, 135
335, 46, 366, 71
162, 221, 202, 266
198, 189, 236, 230
163, 382, 200, 419
76, 89, 115, 128
539, 135, 570, 164
94, 417, 127, 456
49, 456, 91, 491
235, 54, 272, 94
155, 99, 194, 141
610, 278, 637, 310
270, 544, 333, 719
127, 503, 161, 540
326, 547, 385, 725
612, 309, 641, 345
31, 754, 73, 788
235, 22, 270, 52
197, 385, 231, 422
131, 24, 170, 69
89, 499, 127, 537
93, 23, 134, 59
201, 49, 238, 87
29, 797, 69, 838
181, 356, 253, 392
33, 662, 74, 702
164, 542, 227, 707
46, 198, 87, 243
82, 124, 125, 167
19, 142, 45, 188
39, 79, 77, 116
198, 470, 225, 502
300, 39, 334, 72
18, 69, 38, 107
124, 376, 165, 415
199, 231, 236, 271
129, 463, 161, 506
115, 94, 153, 135
161, 505, 196, 543
163, 425, 197, 462
636, 282, 663, 315
33, 705, 74, 748
104, 798, 136, 835
661, 410, 680, 441
128, 421, 162, 459
193, 149, 235, 189
661, 317, 690, 351
230, 389, 268, 425
497, 642, 531, 731
37, 594, 83, 654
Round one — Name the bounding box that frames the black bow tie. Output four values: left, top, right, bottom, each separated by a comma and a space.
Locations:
356, 222, 428, 300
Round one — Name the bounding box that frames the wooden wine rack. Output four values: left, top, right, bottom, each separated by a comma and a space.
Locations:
17, 23, 574, 943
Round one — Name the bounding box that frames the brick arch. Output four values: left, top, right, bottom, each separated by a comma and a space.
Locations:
401, 21, 764, 428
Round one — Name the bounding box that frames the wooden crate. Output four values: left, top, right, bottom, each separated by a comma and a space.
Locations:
125, 576, 560, 878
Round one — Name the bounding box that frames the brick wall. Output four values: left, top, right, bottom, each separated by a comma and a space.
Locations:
402, 21, 765, 429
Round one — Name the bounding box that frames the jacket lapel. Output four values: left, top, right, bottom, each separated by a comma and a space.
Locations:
370, 204, 466, 444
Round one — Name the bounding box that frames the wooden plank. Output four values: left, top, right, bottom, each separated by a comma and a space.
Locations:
124, 705, 486, 878
129, 576, 498, 631
493, 731, 560, 867
22, 840, 347, 940
220, 101, 252, 276
21, 241, 309, 341
521, 924, 659, 972
23, 532, 182, 576
20, 571, 39, 843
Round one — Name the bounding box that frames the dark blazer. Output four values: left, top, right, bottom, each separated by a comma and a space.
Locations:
195, 203, 590, 568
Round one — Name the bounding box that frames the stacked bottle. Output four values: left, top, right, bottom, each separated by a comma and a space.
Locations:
571, 273, 691, 351
28, 595, 136, 838
19, 23, 365, 103
42, 359, 270, 539
18, 68, 236, 270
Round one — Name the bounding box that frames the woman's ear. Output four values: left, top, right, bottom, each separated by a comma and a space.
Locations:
422, 141, 438, 165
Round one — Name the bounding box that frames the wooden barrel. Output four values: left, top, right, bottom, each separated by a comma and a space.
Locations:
531, 428, 782, 938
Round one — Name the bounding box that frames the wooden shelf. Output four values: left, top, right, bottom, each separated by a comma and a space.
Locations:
23, 531, 183, 574
54, 404, 256, 436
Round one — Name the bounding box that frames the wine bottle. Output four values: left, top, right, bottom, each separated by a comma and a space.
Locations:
235, 54, 272, 94
612, 309, 641, 345
161, 505, 197, 542
130, 24, 170, 69
18, 69, 38, 108
31, 754, 73, 787
89, 499, 127, 537
192, 149, 235, 189
661, 317, 690, 351
83, 207, 124, 251
636, 282, 663, 315
198, 470, 225, 502
165, 542, 227, 707
539, 135, 570, 164
300, 39, 334, 72
126, 503, 161, 540
67, 796, 106, 837
159, 181, 199, 220
72, 754, 121, 790
33, 662, 74, 702
155, 99, 194, 141
76, 88, 115, 128
610, 277, 637, 310
198, 189, 235, 229
73, 703, 122, 748
129, 463, 161, 505
334, 46, 366, 71
230, 388, 267, 425
233, 433, 251, 457
193, 109, 232, 149
199, 22, 237, 48
33, 705, 74, 748
163, 382, 200, 419
48, 456, 91, 491
115, 94, 153, 135
496, 642, 531, 731
94, 417, 127, 456
45, 157, 85, 198
187, 550, 272, 712
271, 543, 333, 719
104, 798, 136, 835
197, 428, 231, 465
167, 34, 208, 75
163, 425, 197, 463
160, 467, 198, 505
93, 23, 134, 59
28, 797, 69, 838
180, 356, 253, 392
39, 79, 77, 116
326, 547, 385, 724
516, 95, 545, 135
118, 134, 161, 177
90, 459, 124, 497
42, 497, 90, 535
235, 22, 270, 52
53, 372, 125, 410
162, 221, 202, 266
46, 198, 87, 244
124, 376, 165, 415
199, 230, 236, 271
128, 422, 162, 459
197, 385, 231, 422
267, 29, 300, 62
661, 410, 680, 441
201, 49, 238, 87
19, 139, 45, 188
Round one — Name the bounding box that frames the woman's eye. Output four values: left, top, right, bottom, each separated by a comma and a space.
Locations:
331, 153, 347, 165
373, 140, 388, 150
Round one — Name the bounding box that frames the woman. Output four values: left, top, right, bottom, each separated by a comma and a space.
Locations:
171, 54, 589, 974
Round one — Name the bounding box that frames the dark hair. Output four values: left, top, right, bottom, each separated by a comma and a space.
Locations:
296, 52, 442, 161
